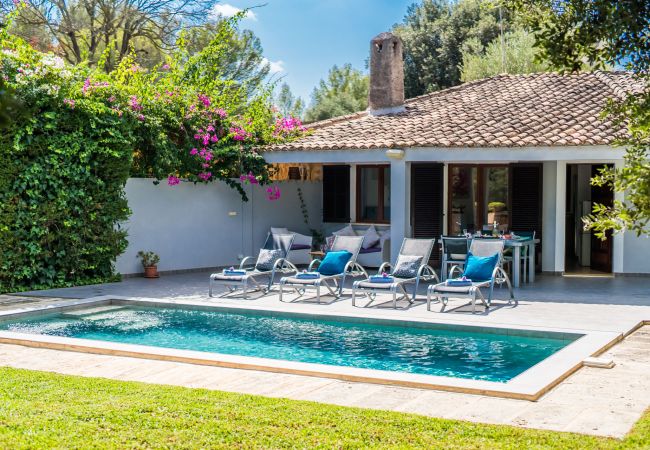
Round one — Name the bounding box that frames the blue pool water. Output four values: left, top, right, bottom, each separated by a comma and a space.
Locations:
0, 306, 576, 382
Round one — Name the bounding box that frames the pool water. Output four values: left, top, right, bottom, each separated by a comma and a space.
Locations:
0, 306, 575, 382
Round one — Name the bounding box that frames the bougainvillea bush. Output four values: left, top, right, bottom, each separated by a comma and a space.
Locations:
0, 15, 305, 292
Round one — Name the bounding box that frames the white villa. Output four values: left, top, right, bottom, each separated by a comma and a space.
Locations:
116, 32, 649, 278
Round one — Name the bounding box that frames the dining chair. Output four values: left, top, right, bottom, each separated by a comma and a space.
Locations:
440, 236, 470, 281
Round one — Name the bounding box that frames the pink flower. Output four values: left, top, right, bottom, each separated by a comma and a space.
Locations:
82, 78, 91, 95
136, 114, 145, 122
162, 64, 170, 70
215, 108, 227, 118
189, 148, 198, 156
198, 172, 212, 181
63, 98, 75, 108
128, 95, 143, 111
198, 94, 211, 107
239, 172, 258, 185
107, 95, 116, 103
167, 175, 180, 186
266, 186, 281, 201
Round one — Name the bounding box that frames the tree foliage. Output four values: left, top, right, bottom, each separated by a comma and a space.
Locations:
304, 64, 368, 123
275, 82, 304, 118
509, 0, 650, 236
394, 0, 512, 98
183, 21, 270, 99
1, 0, 216, 71
461, 29, 549, 82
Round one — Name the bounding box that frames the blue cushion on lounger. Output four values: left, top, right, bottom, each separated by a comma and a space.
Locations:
462, 252, 499, 282
318, 251, 352, 276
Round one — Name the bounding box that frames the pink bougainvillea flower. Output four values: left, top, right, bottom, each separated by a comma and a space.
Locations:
198, 94, 211, 107
189, 148, 198, 156
266, 186, 281, 201
129, 95, 143, 112
215, 108, 227, 118
198, 172, 212, 181
63, 98, 75, 108
167, 175, 180, 186
162, 64, 171, 70
82, 78, 91, 95
107, 95, 116, 103
136, 114, 145, 122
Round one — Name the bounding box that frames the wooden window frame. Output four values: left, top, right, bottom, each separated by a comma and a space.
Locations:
356, 165, 390, 224
447, 164, 510, 233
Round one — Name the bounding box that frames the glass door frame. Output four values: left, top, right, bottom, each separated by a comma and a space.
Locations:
355, 164, 390, 224
447, 163, 511, 234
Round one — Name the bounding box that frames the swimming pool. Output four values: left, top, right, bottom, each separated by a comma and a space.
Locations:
0, 303, 577, 383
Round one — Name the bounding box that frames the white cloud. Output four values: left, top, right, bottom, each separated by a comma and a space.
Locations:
210, 3, 257, 21
262, 57, 285, 74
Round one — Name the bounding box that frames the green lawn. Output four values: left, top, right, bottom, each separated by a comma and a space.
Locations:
0, 367, 647, 449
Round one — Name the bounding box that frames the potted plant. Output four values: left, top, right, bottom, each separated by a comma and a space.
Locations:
137, 251, 160, 278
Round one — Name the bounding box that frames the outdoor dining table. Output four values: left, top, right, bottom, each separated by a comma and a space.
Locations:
503, 237, 539, 288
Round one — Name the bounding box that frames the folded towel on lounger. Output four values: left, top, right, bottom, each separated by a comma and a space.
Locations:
224, 269, 247, 276
369, 275, 394, 283
446, 278, 472, 287
297, 272, 320, 279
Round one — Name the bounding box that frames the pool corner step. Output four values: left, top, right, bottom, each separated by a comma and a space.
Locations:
61, 305, 127, 318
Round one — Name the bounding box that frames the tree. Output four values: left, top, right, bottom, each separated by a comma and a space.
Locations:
394, 0, 512, 98
1, 0, 216, 71
461, 29, 549, 82
183, 21, 270, 99
275, 82, 304, 118
509, 0, 650, 237
304, 64, 368, 123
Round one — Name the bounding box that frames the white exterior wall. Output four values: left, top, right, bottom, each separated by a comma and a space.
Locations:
116, 178, 322, 275
623, 233, 650, 274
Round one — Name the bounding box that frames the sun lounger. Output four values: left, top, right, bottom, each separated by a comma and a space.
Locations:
279, 235, 366, 303
209, 233, 296, 299
352, 238, 438, 309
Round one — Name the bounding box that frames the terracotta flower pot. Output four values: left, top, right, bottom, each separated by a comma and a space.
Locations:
143, 265, 159, 278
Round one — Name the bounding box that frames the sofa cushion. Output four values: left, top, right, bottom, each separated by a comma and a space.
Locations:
359, 246, 382, 254
361, 225, 380, 249
333, 224, 356, 237
270, 227, 289, 235
291, 232, 312, 247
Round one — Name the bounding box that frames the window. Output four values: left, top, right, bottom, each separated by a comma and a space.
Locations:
448, 165, 509, 234
323, 165, 350, 223
356, 165, 390, 223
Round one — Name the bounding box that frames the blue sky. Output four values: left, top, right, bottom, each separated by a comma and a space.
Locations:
211, 1, 414, 105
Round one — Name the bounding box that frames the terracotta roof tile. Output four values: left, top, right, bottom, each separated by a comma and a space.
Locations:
267, 71, 645, 152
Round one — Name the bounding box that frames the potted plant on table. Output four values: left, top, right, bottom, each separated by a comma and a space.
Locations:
137, 251, 160, 278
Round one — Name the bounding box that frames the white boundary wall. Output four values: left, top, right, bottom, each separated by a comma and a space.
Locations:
116, 178, 322, 275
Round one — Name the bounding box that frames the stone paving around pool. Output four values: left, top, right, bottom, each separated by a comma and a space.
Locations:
2, 273, 650, 439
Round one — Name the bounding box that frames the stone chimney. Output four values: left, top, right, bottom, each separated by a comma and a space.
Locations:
368, 32, 405, 115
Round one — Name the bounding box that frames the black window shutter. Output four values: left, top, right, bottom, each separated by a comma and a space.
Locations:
510, 164, 543, 271
323, 165, 350, 223
510, 164, 542, 234
411, 164, 444, 265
